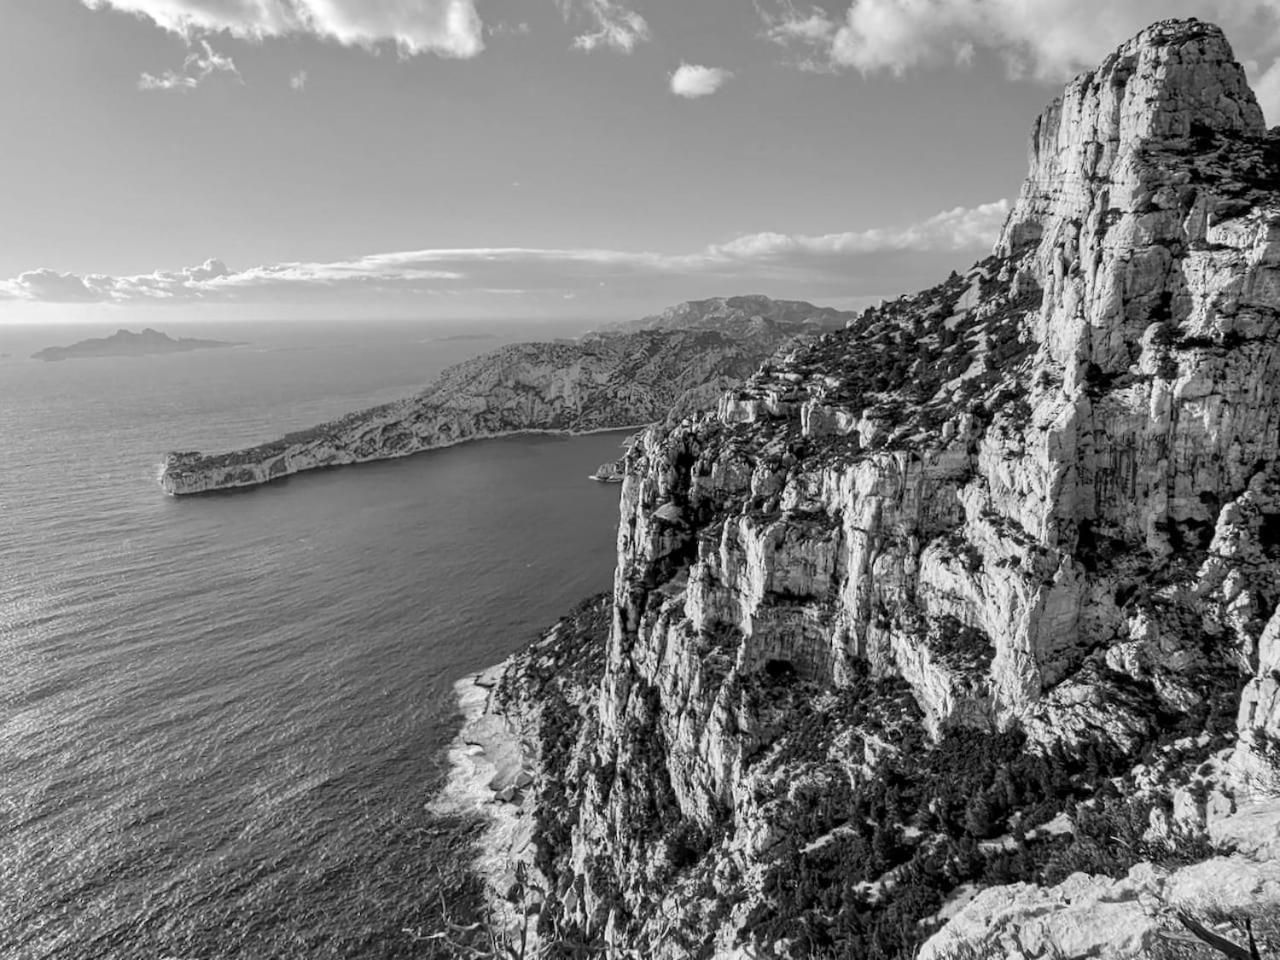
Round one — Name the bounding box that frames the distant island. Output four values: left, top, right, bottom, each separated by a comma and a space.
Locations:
32, 328, 243, 362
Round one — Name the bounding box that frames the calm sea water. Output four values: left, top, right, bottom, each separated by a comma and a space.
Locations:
0, 320, 626, 959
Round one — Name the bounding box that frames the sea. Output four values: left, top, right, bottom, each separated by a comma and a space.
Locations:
0, 319, 629, 959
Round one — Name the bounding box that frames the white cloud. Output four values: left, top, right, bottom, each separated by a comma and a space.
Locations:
139, 71, 197, 91
760, 1, 837, 46
2, 269, 103, 302
3, 256, 454, 302
558, 0, 650, 53
489, 21, 532, 38
759, 0, 1280, 87
1248, 57, 1280, 123
139, 39, 239, 91
83, 0, 485, 59
289, 69, 307, 91
670, 64, 733, 98
0, 201, 1008, 306
709, 200, 1010, 259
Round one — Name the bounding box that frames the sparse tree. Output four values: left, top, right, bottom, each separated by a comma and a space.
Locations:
1174, 910, 1262, 960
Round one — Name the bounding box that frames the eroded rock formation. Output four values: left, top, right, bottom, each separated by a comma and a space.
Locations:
468, 19, 1280, 959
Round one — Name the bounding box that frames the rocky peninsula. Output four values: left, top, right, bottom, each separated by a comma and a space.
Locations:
443, 20, 1280, 959
159, 309, 848, 496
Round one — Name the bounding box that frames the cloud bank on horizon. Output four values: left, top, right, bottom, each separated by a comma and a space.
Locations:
0, 201, 1009, 306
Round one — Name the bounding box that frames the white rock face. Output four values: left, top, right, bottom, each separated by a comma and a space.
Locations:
519, 18, 1280, 957
919, 801, 1280, 960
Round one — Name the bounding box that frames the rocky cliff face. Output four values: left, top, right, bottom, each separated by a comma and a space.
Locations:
919, 798, 1280, 960
159, 321, 813, 496
478, 19, 1280, 959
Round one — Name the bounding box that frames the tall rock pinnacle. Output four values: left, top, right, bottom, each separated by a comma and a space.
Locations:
999, 18, 1265, 259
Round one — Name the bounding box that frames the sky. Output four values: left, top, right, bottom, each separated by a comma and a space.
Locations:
4, 1, 1280, 325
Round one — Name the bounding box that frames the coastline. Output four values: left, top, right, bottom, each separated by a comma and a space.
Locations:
161, 423, 650, 497
429, 661, 541, 936
428, 596, 611, 950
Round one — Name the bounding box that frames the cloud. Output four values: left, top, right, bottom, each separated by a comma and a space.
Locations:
489, 21, 531, 38
2, 269, 103, 302
83, 0, 485, 58
759, 1, 837, 46
289, 69, 307, 91
670, 64, 733, 98
708, 200, 1010, 259
758, 0, 1280, 86
1247, 56, 1280, 123
0, 201, 1008, 307
138, 72, 196, 91
139, 39, 239, 91
557, 0, 650, 53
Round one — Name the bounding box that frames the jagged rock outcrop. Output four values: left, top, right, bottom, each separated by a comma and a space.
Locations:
159, 316, 832, 495
919, 799, 1280, 960
471, 18, 1280, 959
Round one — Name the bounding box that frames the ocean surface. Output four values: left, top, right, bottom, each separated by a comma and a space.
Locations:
0, 319, 628, 959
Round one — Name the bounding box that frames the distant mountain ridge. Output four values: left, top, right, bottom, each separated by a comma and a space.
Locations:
609, 294, 855, 336
32, 328, 242, 362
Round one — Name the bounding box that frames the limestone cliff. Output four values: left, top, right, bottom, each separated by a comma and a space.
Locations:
158, 315, 836, 495
473, 19, 1280, 959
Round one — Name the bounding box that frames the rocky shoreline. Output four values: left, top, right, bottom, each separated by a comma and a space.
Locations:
588, 461, 625, 483
160, 424, 649, 496
430, 663, 541, 939
435, 596, 612, 953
